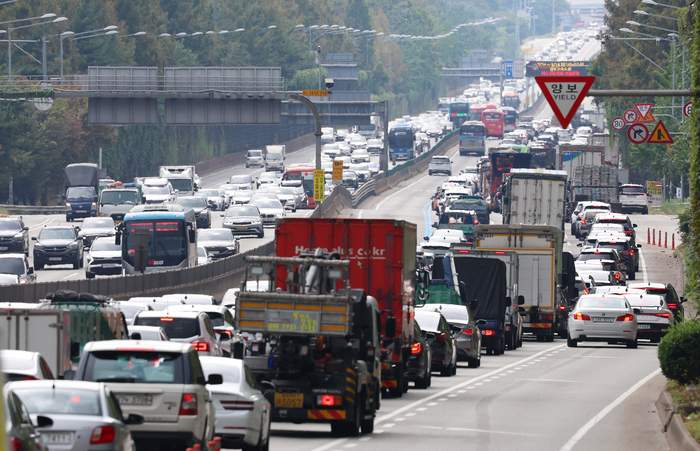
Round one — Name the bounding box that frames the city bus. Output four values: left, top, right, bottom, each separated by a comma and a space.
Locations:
470, 104, 487, 121
489, 149, 532, 209
118, 204, 198, 274
388, 124, 416, 160
449, 101, 470, 127
283, 165, 318, 208
459, 121, 487, 156
503, 93, 521, 110
481, 109, 505, 138
500, 106, 519, 132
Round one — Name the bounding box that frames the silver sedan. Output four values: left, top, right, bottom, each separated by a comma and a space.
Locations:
6, 380, 144, 451
567, 295, 638, 348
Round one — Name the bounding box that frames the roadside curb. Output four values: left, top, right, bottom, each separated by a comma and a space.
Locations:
657, 389, 700, 451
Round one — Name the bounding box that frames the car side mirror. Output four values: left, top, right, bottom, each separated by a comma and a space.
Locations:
70, 342, 80, 359
469, 300, 478, 311
385, 316, 397, 339
681, 297, 687, 303
517, 295, 525, 305
189, 229, 196, 243
27, 267, 33, 275
518, 306, 526, 314
432, 222, 438, 228
207, 374, 224, 385
131, 332, 142, 340
573, 210, 579, 215
633, 308, 641, 315
124, 413, 144, 425
218, 333, 230, 342
31, 237, 37, 241
35, 415, 53, 428
637, 244, 642, 248
22, 226, 28, 231
577, 243, 582, 247
633, 224, 638, 228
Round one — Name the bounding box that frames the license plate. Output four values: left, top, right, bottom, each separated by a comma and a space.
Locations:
592, 317, 614, 323
0, 247, 7, 251
638, 324, 651, 329
275, 393, 303, 408
470, 144, 475, 147
115, 220, 123, 225
76, 210, 87, 213
45, 433, 72, 444
236, 227, 248, 230
116, 394, 153, 405
49, 257, 62, 261
100, 264, 121, 268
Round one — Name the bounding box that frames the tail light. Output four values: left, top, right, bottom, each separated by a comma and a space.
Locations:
221, 400, 254, 411
411, 343, 422, 354
614, 273, 621, 281
668, 303, 677, 309
655, 313, 671, 318
217, 330, 233, 338
574, 312, 590, 320
616, 314, 634, 322
436, 333, 447, 344
541, 314, 553, 321
90, 426, 116, 444
630, 249, 635, 255
318, 395, 342, 406
191, 339, 210, 352
483, 330, 495, 336
559, 305, 566, 310
179, 393, 198, 415
22, 375, 38, 381
462, 328, 473, 335
582, 286, 589, 295
581, 220, 586, 225
10, 437, 21, 451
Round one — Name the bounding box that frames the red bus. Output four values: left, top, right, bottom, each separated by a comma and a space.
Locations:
481, 109, 504, 138
283, 165, 318, 208
470, 104, 486, 121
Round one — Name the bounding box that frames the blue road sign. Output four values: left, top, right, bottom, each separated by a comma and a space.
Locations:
505, 61, 514, 78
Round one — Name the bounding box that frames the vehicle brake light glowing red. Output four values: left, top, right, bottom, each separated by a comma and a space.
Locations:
616, 314, 634, 322
574, 312, 591, 320
494, 251, 506, 255
160, 317, 174, 322
411, 343, 422, 354
462, 328, 473, 335
483, 330, 495, 336
458, 250, 470, 253
90, 426, 116, 444
655, 313, 670, 318
668, 303, 677, 309
179, 393, 198, 415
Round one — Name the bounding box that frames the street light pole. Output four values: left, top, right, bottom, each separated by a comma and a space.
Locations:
8, 16, 67, 81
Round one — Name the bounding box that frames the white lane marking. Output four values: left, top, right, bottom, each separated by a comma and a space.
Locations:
438, 398, 448, 401
458, 390, 467, 393
373, 174, 429, 210
359, 436, 372, 441
373, 344, 566, 426
416, 407, 427, 411
525, 378, 620, 385
427, 402, 438, 406
394, 417, 406, 422
29, 218, 54, 231
418, 425, 543, 437
404, 412, 416, 417
448, 394, 458, 397
383, 423, 395, 428
639, 248, 649, 284
344, 444, 357, 448
61, 272, 79, 280
558, 368, 662, 451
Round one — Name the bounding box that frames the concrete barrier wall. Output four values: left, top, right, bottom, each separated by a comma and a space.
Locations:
0, 241, 275, 302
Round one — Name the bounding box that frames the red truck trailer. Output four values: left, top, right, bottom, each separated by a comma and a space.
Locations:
275, 218, 421, 397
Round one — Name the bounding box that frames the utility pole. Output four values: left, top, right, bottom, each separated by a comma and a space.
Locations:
316, 46, 322, 90
552, 0, 556, 34
42, 36, 47, 82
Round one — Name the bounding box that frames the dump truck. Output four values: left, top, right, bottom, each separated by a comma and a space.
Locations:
235, 251, 381, 436
273, 218, 428, 398
473, 224, 564, 341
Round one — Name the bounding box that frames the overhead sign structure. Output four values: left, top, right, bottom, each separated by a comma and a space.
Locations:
627, 123, 649, 144
313, 169, 325, 202
536, 76, 596, 130
526, 61, 589, 77
623, 109, 638, 124
634, 103, 655, 123
332, 160, 343, 181
684, 101, 693, 118
303, 89, 329, 97
612, 117, 625, 131
647, 120, 674, 144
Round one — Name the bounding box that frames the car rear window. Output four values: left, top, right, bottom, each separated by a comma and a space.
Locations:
578, 252, 615, 262
1, 357, 34, 371
622, 186, 645, 195
415, 312, 440, 331
135, 317, 200, 338
578, 297, 627, 309
83, 350, 184, 384
15, 388, 102, 415
597, 242, 629, 252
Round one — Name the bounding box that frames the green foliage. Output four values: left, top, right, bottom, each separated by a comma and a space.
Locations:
658, 320, 700, 385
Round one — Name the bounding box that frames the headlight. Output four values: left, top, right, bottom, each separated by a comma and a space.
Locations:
252, 219, 261, 224
34, 244, 44, 250
91, 202, 97, 209
13, 233, 23, 240
226, 246, 238, 251
65, 203, 71, 209
68, 242, 79, 250
276, 213, 285, 218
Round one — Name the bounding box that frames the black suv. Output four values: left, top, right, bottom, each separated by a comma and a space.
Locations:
175, 196, 211, 229
407, 321, 432, 389
32, 225, 84, 270
0, 217, 29, 256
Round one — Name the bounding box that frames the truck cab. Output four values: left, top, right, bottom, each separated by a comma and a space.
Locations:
64, 163, 100, 222
98, 183, 141, 223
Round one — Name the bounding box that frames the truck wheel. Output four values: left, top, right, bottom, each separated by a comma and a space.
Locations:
360, 392, 374, 434
545, 334, 554, 342
643, 207, 648, 215
505, 331, 513, 350
567, 333, 578, 347
73, 260, 80, 270
486, 348, 493, 355
498, 335, 506, 355
628, 271, 636, 281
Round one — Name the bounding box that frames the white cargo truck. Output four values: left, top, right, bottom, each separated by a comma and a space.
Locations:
265, 145, 286, 172
557, 144, 604, 180
473, 224, 564, 341
159, 165, 196, 195
0, 309, 73, 377
502, 168, 568, 231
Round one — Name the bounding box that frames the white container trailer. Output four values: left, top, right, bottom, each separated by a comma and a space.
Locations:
557, 144, 604, 179
502, 168, 568, 231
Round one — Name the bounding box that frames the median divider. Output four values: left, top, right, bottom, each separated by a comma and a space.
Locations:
0, 240, 275, 302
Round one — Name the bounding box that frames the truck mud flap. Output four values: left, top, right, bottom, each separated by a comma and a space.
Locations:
524, 323, 553, 334
273, 408, 347, 422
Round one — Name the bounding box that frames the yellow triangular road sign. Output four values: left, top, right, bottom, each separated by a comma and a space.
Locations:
647, 120, 674, 144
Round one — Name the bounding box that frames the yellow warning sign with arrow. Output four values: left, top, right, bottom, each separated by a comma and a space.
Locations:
647, 120, 674, 144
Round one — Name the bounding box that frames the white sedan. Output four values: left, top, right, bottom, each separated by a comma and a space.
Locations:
199, 357, 271, 450
567, 295, 638, 348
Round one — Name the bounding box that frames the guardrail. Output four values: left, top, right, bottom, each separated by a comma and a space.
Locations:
0, 204, 64, 214
351, 180, 375, 208
0, 240, 275, 303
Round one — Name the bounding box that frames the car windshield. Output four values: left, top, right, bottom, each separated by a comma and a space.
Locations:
198, 229, 233, 241
267, 153, 282, 160
622, 186, 645, 195
176, 197, 206, 208
66, 187, 94, 199
101, 191, 138, 205
438, 306, 469, 322
39, 229, 75, 240
82, 218, 115, 229
135, 317, 200, 339
233, 190, 253, 199
247, 150, 262, 157
143, 186, 169, 195
626, 295, 664, 307
168, 179, 192, 192
206, 312, 225, 327
14, 388, 102, 416
260, 173, 277, 180
114, 303, 146, 319
255, 200, 282, 209
0, 220, 21, 231
578, 252, 614, 262
83, 350, 185, 384
350, 164, 368, 172
414, 312, 440, 331
90, 239, 120, 252
577, 297, 627, 309
199, 190, 219, 197
227, 206, 258, 217
231, 176, 251, 184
